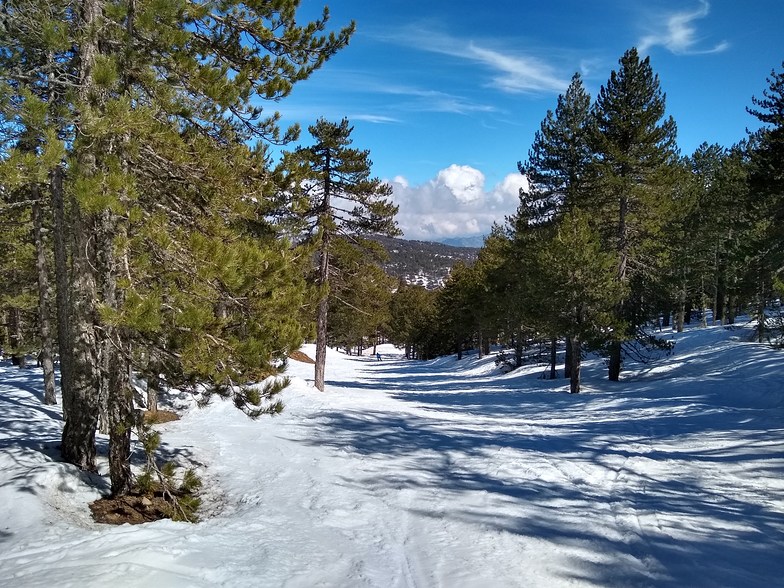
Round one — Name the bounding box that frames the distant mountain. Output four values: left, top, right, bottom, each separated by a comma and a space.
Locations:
369, 236, 479, 289
438, 235, 486, 248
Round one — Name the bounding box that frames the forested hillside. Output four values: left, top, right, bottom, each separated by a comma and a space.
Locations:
369, 235, 478, 289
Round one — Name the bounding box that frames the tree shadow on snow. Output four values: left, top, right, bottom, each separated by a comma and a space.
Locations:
296, 345, 784, 587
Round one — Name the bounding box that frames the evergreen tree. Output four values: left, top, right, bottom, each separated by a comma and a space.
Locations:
387, 281, 443, 360
519, 72, 592, 224
746, 63, 784, 342
537, 211, 624, 393
586, 47, 679, 381
327, 237, 394, 355
285, 118, 399, 391
0, 0, 355, 497
514, 72, 592, 377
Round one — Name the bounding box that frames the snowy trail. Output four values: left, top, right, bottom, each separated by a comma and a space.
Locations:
1, 323, 783, 587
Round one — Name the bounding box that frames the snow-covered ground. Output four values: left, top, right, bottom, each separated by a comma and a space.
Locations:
1, 321, 783, 587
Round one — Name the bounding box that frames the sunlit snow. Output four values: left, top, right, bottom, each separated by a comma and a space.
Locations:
1, 320, 782, 587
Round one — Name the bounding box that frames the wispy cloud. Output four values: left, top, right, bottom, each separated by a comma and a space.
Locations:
348, 114, 401, 124
379, 26, 569, 94
638, 0, 729, 55
373, 83, 497, 115
465, 43, 568, 93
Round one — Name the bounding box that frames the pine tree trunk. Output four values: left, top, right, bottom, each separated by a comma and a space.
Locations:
61, 201, 99, 471
609, 195, 628, 381
314, 231, 330, 391
564, 337, 572, 379
477, 331, 483, 359
608, 340, 621, 382
9, 307, 26, 368
549, 338, 557, 380
715, 260, 726, 325
32, 194, 57, 405
61, 0, 102, 470
569, 335, 581, 394
756, 274, 766, 344
514, 331, 523, 368
51, 166, 73, 417
147, 369, 159, 415
726, 295, 737, 325
97, 340, 110, 434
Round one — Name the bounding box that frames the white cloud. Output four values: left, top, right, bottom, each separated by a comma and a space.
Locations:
349, 114, 401, 124
437, 164, 485, 203
638, 1, 729, 56
381, 26, 568, 94
466, 43, 568, 94
388, 167, 526, 241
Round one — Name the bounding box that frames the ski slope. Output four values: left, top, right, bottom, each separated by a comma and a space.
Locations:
1, 321, 782, 587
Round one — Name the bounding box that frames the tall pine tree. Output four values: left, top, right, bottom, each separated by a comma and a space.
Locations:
284, 118, 399, 391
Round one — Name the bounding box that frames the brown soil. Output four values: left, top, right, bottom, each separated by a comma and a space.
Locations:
90, 492, 174, 525
289, 349, 315, 364
142, 409, 180, 424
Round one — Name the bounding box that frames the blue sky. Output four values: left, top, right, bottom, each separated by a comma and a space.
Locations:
273, 0, 783, 242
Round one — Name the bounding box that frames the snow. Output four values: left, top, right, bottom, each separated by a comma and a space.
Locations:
1, 321, 783, 587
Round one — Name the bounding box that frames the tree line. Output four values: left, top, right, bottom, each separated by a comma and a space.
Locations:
380, 51, 783, 394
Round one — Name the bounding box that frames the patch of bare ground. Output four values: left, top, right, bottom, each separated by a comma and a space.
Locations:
90, 492, 176, 525
142, 409, 179, 424
289, 350, 315, 364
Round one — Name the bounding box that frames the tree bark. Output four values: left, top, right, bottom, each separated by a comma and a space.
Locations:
32, 192, 57, 405
61, 199, 99, 470
564, 337, 572, 379
9, 307, 26, 368
51, 165, 73, 417
314, 230, 330, 391
569, 335, 581, 394
608, 340, 621, 382
549, 338, 557, 380
61, 0, 103, 471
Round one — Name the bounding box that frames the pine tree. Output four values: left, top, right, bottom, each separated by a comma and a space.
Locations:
327, 237, 394, 355
284, 118, 399, 390
1, 0, 355, 497
537, 211, 624, 393
746, 63, 784, 342
519, 73, 592, 224
515, 72, 592, 377
586, 48, 679, 381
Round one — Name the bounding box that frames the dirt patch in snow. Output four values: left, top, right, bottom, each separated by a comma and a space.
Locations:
289, 350, 315, 364
89, 492, 177, 525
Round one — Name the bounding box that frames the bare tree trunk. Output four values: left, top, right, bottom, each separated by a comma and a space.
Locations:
314, 231, 330, 391
608, 340, 621, 382
61, 200, 99, 471
51, 166, 72, 417
61, 0, 102, 471
569, 335, 581, 394
757, 275, 766, 344
32, 192, 57, 405
147, 368, 159, 415
9, 307, 26, 368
